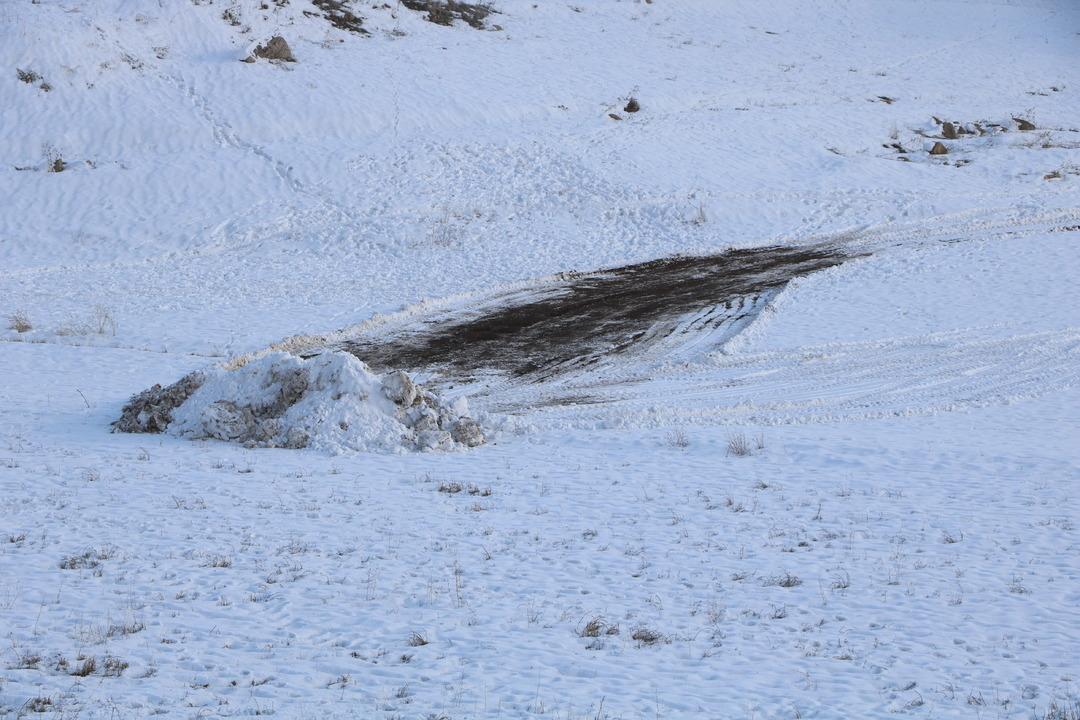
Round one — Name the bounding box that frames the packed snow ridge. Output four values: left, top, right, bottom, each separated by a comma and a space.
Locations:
113, 351, 486, 453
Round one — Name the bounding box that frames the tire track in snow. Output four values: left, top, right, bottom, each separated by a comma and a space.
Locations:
490, 328, 1080, 428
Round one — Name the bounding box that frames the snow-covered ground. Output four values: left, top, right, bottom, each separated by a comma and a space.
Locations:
2, 1, 1079, 718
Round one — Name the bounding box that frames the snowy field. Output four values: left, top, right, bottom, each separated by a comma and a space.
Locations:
2, 0, 1079, 718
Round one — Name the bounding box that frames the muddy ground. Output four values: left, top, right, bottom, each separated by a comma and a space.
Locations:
340, 244, 851, 381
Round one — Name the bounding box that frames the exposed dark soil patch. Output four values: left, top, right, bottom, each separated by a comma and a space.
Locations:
311, 0, 368, 34
16, 68, 42, 85
400, 0, 496, 30
341, 245, 850, 380
16, 68, 51, 92
113, 371, 205, 433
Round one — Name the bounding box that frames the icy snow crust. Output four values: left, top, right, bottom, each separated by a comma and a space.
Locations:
160, 352, 485, 453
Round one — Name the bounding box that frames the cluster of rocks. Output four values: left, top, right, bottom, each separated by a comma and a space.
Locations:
885, 115, 1038, 160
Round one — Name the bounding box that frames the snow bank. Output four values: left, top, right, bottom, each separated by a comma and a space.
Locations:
116, 352, 486, 453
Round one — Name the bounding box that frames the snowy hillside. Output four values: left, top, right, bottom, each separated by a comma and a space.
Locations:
2, 0, 1079, 718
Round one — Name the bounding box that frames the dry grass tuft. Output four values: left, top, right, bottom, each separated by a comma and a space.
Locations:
10, 648, 42, 670
666, 427, 690, 449
768, 572, 803, 588
727, 432, 753, 457
24, 697, 53, 713
59, 545, 114, 570
1037, 701, 1080, 720
106, 620, 146, 638
8, 310, 31, 333
630, 627, 667, 646
579, 617, 619, 638
102, 656, 128, 677
70, 656, 97, 677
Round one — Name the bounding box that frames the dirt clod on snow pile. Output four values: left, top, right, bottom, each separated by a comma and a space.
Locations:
113, 351, 485, 453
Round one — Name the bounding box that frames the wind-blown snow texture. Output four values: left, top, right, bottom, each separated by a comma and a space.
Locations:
2, 1, 1079, 718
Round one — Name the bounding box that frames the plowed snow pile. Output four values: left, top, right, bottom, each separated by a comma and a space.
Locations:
114, 351, 485, 453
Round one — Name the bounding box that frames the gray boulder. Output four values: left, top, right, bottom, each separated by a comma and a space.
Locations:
249, 36, 296, 63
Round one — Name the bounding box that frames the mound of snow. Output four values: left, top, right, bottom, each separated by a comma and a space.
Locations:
117, 352, 486, 453
113, 370, 207, 434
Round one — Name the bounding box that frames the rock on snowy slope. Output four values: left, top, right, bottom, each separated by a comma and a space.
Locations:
249, 36, 296, 63
115, 352, 485, 453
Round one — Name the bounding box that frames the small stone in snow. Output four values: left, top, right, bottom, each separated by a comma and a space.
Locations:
251, 36, 296, 63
